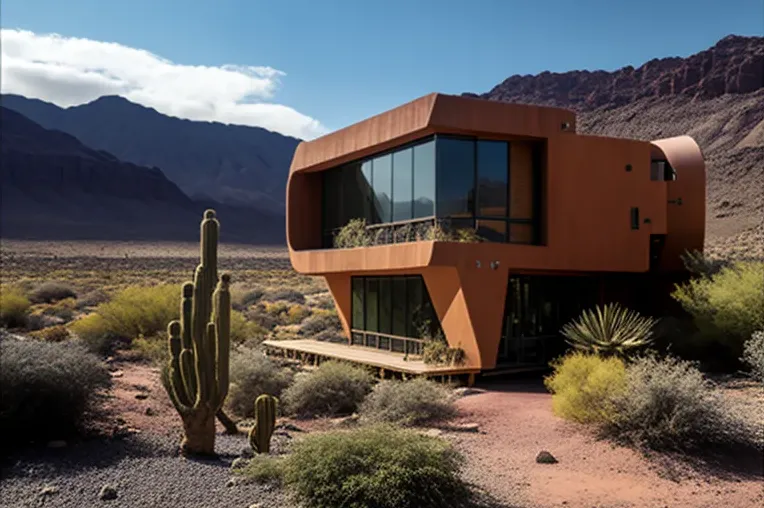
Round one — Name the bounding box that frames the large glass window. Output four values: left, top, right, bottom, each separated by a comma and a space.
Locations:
476, 140, 508, 217
392, 148, 413, 222
351, 275, 441, 341
436, 138, 475, 217
372, 154, 392, 223
413, 141, 436, 218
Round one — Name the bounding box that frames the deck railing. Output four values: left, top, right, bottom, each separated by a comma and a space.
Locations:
350, 329, 424, 356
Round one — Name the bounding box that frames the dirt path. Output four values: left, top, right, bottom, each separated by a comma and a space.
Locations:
451, 382, 763, 508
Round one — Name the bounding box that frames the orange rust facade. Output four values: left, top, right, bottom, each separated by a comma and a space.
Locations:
286, 93, 706, 371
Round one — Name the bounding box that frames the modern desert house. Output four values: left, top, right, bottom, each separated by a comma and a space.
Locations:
266, 93, 705, 381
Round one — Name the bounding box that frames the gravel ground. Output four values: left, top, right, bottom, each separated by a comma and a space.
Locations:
0, 432, 294, 508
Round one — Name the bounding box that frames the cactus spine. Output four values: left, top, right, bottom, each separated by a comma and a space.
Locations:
164, 209, 231, 456
249, 394, 278, 454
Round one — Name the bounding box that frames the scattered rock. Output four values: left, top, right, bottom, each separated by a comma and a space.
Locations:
226, 478, 237, 488
144, 407, 155, 416
110, 370, 124, 378
230, 458, 249, 470
47, 440, 67, 449
240, 447, 254, 458
132, 384, 150, 392
248, 504, 262, 508
330, 414, 359, 427
452, 387, 485, 397
113, 426, 140, 439
40, 485, 59, 496
536, 450, 558, 464
105, 356, 115, 364
135, 393, 149, 400
98, 484, 118, 501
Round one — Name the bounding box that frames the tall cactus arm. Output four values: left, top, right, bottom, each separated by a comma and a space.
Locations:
201, 209, 219, 285
213, 273, 231, 407
167, 320, 192, 409
248, 395, 277, 454
181, 283, 194, 350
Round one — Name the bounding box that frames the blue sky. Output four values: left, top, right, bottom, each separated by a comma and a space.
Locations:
2, 0, 763, 138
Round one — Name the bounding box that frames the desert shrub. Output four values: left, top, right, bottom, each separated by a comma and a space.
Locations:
264, 301, 290, 318
69, 314, 125, 355
227, 346, 293, 418
313, 329, 346, 343
42, 297, 77, 322
544, 352, 626, 424
742, 331, 764, 382
561, 303, 657, 358
604, 354, 757, 450
286, 304, 311, 325
262, 288, 306, 305
131, 334, 168, 364
29, 281, 77, 304
0, 286, 30, 328
30, 325, 70, 342
0, 338, 111, 445
70, 284, 179, 344
251, 424, 472, 508
311, 293, 336, 310
232, 286, 265, 311
75, 289, 110, 309
422, 339, 465, 366
299, 312, 341, 336
672, 261, 764, 360
231, 310, 265, 343
681, 249, 728, 278
334, 218, 373, 249
240, 454, 285, 485
360, 378, 457, 426
282, 361, 373, 418
245, 304, 280, 331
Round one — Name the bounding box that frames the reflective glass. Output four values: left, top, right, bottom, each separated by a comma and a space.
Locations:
477, 141, 508, 217
392, 148, 413, 222
372, 154, 392, 223
413, 140, 436, 218
436, 138, 475, 217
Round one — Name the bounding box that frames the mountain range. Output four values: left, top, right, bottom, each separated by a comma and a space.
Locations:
1, 34, 762, 255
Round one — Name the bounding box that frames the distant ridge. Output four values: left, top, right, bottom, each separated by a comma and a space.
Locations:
1, 94, 301, 213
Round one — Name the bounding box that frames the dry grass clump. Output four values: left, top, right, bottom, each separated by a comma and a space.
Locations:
261, 288, 306, 305
29, 325, 71, 342
0, 286, 31, 328
282, 361, 373, 418
742, 331, 764, 382
604, 354, 760, 451
0, 338, 111, 447
360, 378, 457, 426
299, 312, 342, 337
227, 346, 293, 418
240, 425, 474, 508
29, 281, 77, 304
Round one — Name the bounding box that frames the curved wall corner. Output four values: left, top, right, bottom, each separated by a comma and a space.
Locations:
650, 136, 706, 272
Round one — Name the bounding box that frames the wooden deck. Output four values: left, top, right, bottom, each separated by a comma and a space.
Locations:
262, 339, 480, 377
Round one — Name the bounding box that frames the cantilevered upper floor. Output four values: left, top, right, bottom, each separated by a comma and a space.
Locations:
286, 93, 705, 275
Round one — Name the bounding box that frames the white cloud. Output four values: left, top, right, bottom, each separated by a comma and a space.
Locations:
0, 29, 327, 139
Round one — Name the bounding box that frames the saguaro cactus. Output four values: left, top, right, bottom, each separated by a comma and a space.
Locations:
163, 209, 231, 456
249, 394, 278, 454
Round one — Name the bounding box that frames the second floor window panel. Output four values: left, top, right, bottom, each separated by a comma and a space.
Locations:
436, 137, 475, 218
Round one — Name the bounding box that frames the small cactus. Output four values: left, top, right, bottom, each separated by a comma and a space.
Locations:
249, 394, 278, 454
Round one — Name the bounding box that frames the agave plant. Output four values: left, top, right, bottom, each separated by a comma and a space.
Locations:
561, 303, 657, 357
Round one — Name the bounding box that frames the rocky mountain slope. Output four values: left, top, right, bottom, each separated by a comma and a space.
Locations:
0, 107, 284, 243
468, 34, 764, 259
1, 95, 300, 213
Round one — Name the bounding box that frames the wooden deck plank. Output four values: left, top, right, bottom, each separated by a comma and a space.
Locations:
262, 339, 479, 376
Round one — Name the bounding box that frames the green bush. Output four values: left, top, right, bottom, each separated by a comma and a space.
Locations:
544, 352, 626, 424
232, 286, 265, 310
227, 346, 293, 418
0, 338, 111, 445
282, 361, 373, 418
299, 312, 342, 337
0, 286, 30, 328
242, 425, 473, 508
29, 325, 70, 342
604, 354, 758, 451
561, 303, 657, 357
70, 284, 179, 343
29, 281, 77, 304
672, 261, 764, 362
334, 218, 373, 249
742, 331, 764, 382
360, 378, 457, 426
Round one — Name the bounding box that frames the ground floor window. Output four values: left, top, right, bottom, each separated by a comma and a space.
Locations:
350, 275, 443, 355
497, 275, 599, 365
